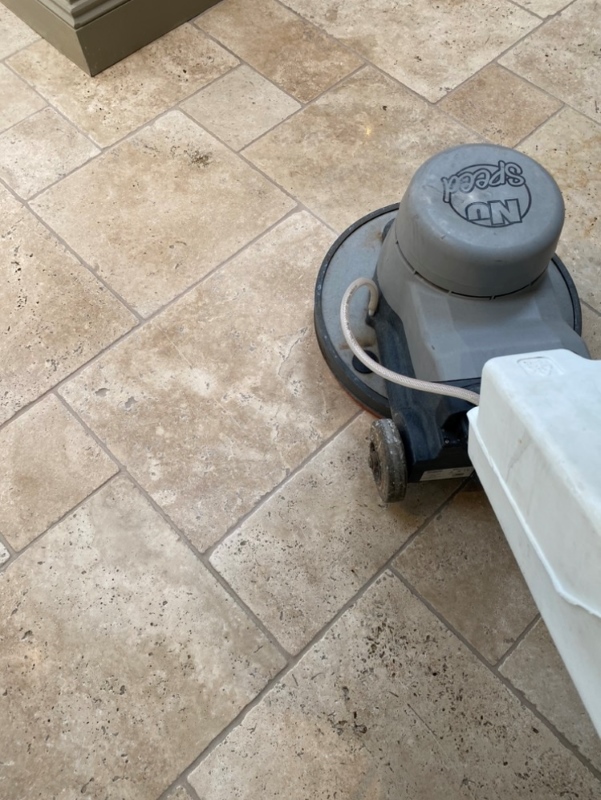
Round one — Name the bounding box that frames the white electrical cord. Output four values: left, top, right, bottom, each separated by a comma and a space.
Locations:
340, 278, 480, 406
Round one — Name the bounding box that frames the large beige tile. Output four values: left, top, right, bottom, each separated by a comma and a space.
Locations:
0, 185, 135, 425
0, 107, 99, 199
500, 620, 601, 770
501, 0, 600, 123
520, 108, 601, 312
0, 5, 39, 60
211, 415, 459, 654
32, 111, 296, 317
282, 0, 538, 101
7, 25, 238, 147
395, 484, 537, 663
181, 64, 301, 150
0, 64, 45, 134
0, 477, 285, 799
197, 0, 362, 103
189, 573, 601, 799
439, 65, 561, 147
60, 212, 357, 551
245, 66, 476, 231
513, 0, 574, 16
0, 394, 117, 551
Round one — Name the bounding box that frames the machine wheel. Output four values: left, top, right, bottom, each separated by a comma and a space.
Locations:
369, 419, 408, 502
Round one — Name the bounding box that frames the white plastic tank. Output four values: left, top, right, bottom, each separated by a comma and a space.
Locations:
468, 349, 601, 737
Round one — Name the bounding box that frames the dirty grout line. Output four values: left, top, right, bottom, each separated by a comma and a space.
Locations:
0, 467, 119, 573
0, 201, 314, 436
0, 174, 143, 322
188, 22, 316, 109
514, 102, 567, 148
54, 393, 293, 665
3, 23, 243, 152
0, 530, 17, 570
390, 565, 601, 781
157, 779, 202, 800
495, 613, 541, 669
582, 300, 601, 319
159, 480, 468, 789
204, 410, 362, 559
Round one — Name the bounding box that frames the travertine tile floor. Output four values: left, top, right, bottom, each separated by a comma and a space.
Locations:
0, 0, 600, 797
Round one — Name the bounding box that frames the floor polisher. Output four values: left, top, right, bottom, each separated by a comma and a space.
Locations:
314, 144, 589, 501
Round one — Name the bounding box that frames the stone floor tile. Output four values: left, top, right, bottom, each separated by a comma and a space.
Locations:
394, 483, 538, 663
244, 66, 477, 231
32, 111, 295, 317
7, 25, 238, 147
181, 64, 301, 150
282, 0, 538, 101
60, 212, 357, 551
211, 414, 460, 654
0, 107, 99, 198
0, 477, 285, 799
189, 572, 601, 799
0, 64, 45, 135
0, 394, 117, 551
197, 0, 362, 103
0, 6, 39, 60
501, 0, 600, 123
513, 0, 574, 16
0, 185, 136, 425
500, 619, 601, 770
439, 65, 561, 147
0, 542, 9, 566
520, 108, 601, 312
582, 304, 601, 358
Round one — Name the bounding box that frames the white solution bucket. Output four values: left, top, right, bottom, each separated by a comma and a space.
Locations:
468, 349, 601, 738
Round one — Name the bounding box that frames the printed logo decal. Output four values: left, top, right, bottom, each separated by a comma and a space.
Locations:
441, 160, 531, 227
518, 357, 559, 377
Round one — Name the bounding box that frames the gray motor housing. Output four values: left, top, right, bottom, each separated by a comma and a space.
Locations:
376, 144, 589, 382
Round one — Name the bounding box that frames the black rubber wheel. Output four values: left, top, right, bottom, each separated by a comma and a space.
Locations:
369, 419, 408, 503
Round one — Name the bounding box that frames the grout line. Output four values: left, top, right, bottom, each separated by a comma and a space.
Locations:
182, 778, 202, 800
204, 411, 362, 558
495, 613, 541, 669
503, 0, 547, 19
160, 481, 469, 788
0, 203, 307, 437
192, 3, 369, 109
52, 390, 122, 471
0, 101, 49, 138
488, 14, 548, 64
390, 566, 601, 781
0, 309, 139, 437
192, 0, 484, 134
54, 394, 293, 663
188, 24, 313, 109
139, 203, 302, 321
0, 174, 143, 322
275, 0, 542, 112
514, 101, 566, 147
3, 59, 108, 149
0, 530, 17, 570
582, 299, 601, 320
157, 778, 202, 800
0, 469, 119, 573
4, 22, 244, 152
